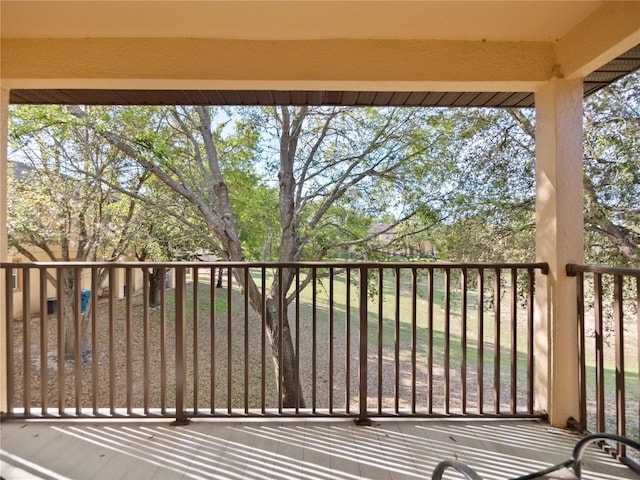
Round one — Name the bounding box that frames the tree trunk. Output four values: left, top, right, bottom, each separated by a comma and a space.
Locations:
63, 298, 75, 360
80, 306, 92, 363
148, 267, 163, 308
265, 296, 306, 408
238, 265, 306, 408
62, 270, 91, 361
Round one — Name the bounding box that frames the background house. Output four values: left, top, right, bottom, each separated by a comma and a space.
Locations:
8, 162, 151, 318
368, 223, 435, 258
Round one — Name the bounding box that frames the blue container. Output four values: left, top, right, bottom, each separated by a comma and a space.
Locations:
80, 289, 91, 312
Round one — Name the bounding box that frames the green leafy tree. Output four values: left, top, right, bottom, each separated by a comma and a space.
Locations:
8, 106, 143, 358
69, 104, 453, 406
583, 72, 640, 266
428, 72, 639, 267
426, 108, 536, 262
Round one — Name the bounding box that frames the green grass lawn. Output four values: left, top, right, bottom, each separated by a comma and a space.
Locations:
177, 269, 540, 411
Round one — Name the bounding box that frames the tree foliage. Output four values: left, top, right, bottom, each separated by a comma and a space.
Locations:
426, 108, 536, 262
62, 104, 455, 406
7, 72, 638, 393
583, 72, 640, 266
429, 71, 639, 267
8, 105, 143, 357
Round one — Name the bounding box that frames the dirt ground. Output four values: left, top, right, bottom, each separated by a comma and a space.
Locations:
8, 277, 637, 442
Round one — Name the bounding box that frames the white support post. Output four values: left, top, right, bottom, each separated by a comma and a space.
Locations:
534, 78, 584, 427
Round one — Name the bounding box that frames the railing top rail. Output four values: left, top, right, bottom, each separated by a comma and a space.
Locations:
1, 260, 549, 272
567, 263, 640, 278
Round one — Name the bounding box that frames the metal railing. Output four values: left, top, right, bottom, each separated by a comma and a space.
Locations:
3, 261, 547, 422
567, 263, 640, 470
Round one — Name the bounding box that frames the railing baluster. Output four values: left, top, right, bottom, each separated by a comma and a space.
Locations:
73, 268, 81, 416
108, 268, 116, 416
228, 267, 233, 415
22, 267, 31, 417
91, 268, 99, 416
637, 277, 640, 443
444, 268, 451, 414
40, 267, 48, 416
193, 267, 199, 415
428, 267, 434, 415
312, 268, 317, 413
277, 267, 283, 414
56, 268, 64, 416
260, 267, 266, 414
356, 266, 370, 425
243, 266, 249, 414
294, 267, 300, 414
411, 268, 417, 414
377, 268, 384, 414
345, 267, 351, 414
394, 267, 400, 413
329, 267, 334, 413
494, 268, 501, 414
510, 268, 517, 414
160, 267, 167, 414
594, 273, 605, 432
143, 268, 150, 415
173, 266, 187, 425
613, 275, 626, 443
527, 268, 534, 415
5, 267, 15, 415
461, 268, 468, 414
477, 268, 484, 415
126, 267, 133, 416
576, 270, 586, 429
211, 267, 217, 415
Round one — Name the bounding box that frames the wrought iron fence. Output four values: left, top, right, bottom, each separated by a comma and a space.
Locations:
3, 261, 548, 423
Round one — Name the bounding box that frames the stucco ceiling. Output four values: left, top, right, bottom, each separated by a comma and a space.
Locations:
2, 1, 603, 42
2, 1, 639, 107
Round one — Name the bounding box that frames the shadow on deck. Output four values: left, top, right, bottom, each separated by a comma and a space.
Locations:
1, 418, 636, 479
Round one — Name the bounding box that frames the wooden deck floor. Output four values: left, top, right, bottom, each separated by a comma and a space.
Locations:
1, 418, 636, 480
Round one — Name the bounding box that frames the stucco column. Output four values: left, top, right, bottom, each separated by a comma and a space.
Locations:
534, 78, 584, 427
1, 86, 9, 413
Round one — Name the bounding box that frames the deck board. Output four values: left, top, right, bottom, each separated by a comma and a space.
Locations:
300, 423, 333, 480
1, 419, 636, 480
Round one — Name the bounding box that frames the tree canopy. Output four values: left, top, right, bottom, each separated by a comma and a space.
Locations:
7, 70, 639, 394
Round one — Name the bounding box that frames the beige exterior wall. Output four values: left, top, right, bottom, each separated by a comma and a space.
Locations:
6, 252, 150, 320
7, 255, 56, 319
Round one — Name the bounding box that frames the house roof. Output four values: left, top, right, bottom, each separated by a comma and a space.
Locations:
368, 224, 395, 236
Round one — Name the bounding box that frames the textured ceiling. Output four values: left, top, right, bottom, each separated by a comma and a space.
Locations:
9, 44, 639, 108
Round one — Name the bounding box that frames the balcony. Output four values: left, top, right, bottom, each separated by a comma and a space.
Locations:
1, 261, 638, 478
2, 1, 640, 478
